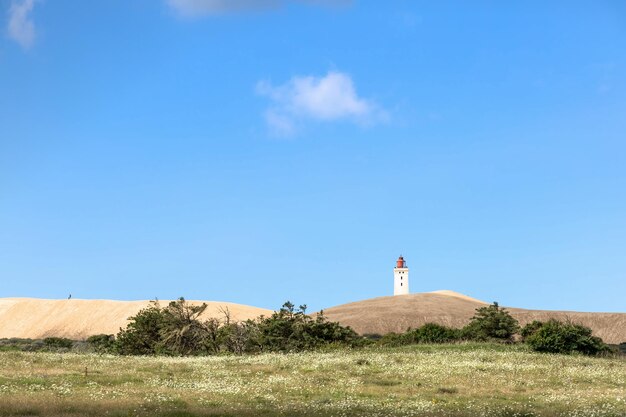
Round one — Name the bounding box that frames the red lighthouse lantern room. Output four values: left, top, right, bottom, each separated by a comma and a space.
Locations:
396, 256, 406, 268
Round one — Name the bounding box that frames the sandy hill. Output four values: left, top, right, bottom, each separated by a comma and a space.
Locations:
2, 292, 624, 344
322, 291, 626, 344
0, 298, 272, 340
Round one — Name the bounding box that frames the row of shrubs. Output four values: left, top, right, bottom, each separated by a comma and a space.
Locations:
92, 300, 621, 356
376, 302, 612, 355
111, 299, 360, 355
0, 336, 85, 352
1, 299, 617, 356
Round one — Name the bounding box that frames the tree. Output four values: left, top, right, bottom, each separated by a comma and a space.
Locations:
463, 302, 520, 342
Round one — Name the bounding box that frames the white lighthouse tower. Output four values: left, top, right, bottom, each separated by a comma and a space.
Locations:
393, 255, 409, 295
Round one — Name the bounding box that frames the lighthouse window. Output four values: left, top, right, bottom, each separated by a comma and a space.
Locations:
401, 283, 403, 286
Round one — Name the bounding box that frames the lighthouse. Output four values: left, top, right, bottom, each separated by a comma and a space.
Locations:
393, 255, 409, 295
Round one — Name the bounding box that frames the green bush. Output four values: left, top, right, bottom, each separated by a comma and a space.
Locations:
377, 324, 462, 346
462, 302, 519, 342
0, 338, 78, 352
115, 299, 360, 356
411, 323, 462, 343
524, 320, 608, 355
376, 332, 402, 347
254, 302, 359, 352
0, 338, 38, 351
116, 301, 167, 355
86, 334, 116, 354
43, 337, 74, 350
520, 320, 544, 340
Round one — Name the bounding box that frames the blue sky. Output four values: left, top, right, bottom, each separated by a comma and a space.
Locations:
1, 1, 625, 313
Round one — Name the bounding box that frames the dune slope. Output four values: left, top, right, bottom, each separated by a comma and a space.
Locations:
322, 291, 626, 344
2, 292, 624, 344
0, 298, 271, 340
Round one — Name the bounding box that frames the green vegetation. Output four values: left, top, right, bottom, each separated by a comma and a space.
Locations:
523, 319, 609, 355
380, 303, 527, 347
378, 323, 462, 346
0, 300, 622, 416
116, 301, 167, 355
116, 300, 527, 354
374, 303, 620, 358
43, 337, 74, 350
86, 334, 116, 354
0, 343, 623, 417
0, 338, 85, 353
115, 299, 359, 355
2, 301, 614, 358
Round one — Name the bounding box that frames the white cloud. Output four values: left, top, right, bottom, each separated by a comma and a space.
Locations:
7, 0, 36, 49
166, 0, 348, 17
264, 109, 296, 137
257, 71, 386, 136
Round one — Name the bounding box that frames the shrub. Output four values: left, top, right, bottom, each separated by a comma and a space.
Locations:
520, 320, 544, 340
462, 302, 519, 342
87, 334, 116, 354
377, 324, 461, 346
43, 337, 73, 350
115, 298, 359, 356
410, 323, 462, 343
218, 319, 261, 354
254, 302, 359, 352
0, 338, 80, 352
0, 338, 37, 351
159, 298, 213, 355
116, 301, 167, 355
377, 332, 406, 347
525, 319, 608, 355
22, 340, 45, 351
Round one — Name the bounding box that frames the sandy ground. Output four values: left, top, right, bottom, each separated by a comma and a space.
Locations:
322, 291, 626, 344
0, 298, 272, 340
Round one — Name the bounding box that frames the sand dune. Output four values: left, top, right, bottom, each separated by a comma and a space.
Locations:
322, 291, 626, 344
1, 292, 624, 344
0, 298, 272, 340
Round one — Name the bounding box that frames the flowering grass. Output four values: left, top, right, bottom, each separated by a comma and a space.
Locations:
0, 343, 624, 416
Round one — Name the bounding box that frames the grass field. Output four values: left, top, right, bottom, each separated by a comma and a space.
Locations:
0, 343, 624, 417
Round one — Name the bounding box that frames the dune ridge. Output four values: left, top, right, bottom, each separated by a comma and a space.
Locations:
0, 298, 271, 340
1, 292, 624, 344
322, 291, 626, 344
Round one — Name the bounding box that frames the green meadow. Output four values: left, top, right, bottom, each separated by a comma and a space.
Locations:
0, 344, 624, 417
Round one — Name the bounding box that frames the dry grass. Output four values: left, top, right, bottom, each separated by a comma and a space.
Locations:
0, 343, 624, 417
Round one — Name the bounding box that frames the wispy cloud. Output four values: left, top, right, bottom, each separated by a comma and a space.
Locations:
7, 0, 36, 49
166, 0, 349, 17
256, 71, 387, 136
